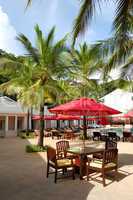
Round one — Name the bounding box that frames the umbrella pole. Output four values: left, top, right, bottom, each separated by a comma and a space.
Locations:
83, 116, 87, 140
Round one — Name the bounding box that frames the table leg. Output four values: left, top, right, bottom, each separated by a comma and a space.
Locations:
79, 154, 87, 180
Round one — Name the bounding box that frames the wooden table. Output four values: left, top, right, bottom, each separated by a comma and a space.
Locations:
51, 130, 63, 139
67, 147, 104, 179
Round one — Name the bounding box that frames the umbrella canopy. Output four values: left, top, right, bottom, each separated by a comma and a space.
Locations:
32, 115, 42, 120
49, 97, 121, 138
49, 97, 121, 116
32, 115, 57, 120
124, 110, 133, 118
32, 114, 80, 121
44, 115, 58, 120
57, 114, 80, 120
86, 117, 110, 125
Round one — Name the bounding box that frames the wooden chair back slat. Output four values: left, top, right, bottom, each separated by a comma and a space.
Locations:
56, 140, 70, 157
105, 140, 117, 150
103, 149, 118, 165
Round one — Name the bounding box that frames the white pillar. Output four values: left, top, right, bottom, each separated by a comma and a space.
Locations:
15, 115, 17, 133
24, 116, 27, 130
5, 116, 8, 135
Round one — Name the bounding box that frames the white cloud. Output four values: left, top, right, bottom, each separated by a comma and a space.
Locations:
0, 6, 21, 55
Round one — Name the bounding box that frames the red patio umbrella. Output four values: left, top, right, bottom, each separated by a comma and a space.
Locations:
44, 115, 58, 120
57, 114, 80, 120
86, 117, 110, 125
49, 97, 121, 138
124, 110, 133, 118
32, 115, 42, 120
32, 114, 80, 121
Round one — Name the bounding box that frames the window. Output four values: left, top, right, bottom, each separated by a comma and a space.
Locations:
0, 116, 5, 130
17, 117, 24, 130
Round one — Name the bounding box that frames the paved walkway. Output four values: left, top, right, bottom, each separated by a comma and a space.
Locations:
0, 137, 133, 200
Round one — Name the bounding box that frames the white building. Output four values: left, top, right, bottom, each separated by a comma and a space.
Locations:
0, 96, 27, 137
101, 89, 133, 113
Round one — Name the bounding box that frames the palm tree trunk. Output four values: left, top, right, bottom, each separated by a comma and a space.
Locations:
57, 120, 60, 129
38, 105, 44, 147
30, 107, 34, 130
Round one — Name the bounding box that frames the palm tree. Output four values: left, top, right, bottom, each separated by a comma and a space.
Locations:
70, 42, 104, 98
0, 25, 69, 146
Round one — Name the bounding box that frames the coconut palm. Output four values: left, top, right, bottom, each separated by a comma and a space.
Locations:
70, 42, 105, 98
0, 25, 69, 146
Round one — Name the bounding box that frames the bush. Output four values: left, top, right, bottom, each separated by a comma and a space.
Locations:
25, 144, 47, 153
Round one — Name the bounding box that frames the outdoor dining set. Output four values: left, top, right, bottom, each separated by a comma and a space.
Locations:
46, 138, 118, 186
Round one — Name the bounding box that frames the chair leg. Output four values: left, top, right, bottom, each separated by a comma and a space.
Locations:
115, 168, 118, 181
55, 169, 57, 183
102, 171, 106, 187
72, 167, 75, 180
86, 164, 90, 181
46, 163, 49, 178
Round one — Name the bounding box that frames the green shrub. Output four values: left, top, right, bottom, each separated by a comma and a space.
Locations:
25, 144, 47, 153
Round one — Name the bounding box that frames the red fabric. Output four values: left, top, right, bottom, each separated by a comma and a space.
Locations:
44, 115, 58, 120
75, 158, 80, 167
124, 110, 133, 118
32, 115, 42, 120
32, 115, 57, 120
49, 97, 121, 116
98, 117, 110, 125
86, 117, 110, 125
57, 114, 80, 120
32, 114, 80, 120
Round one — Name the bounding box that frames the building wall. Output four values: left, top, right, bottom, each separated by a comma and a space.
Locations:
0, 114, 27, 137
101, 89, 133, 113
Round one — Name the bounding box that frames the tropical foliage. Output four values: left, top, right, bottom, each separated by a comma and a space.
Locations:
0, 25, 70, 146
1, 0, 133, 145
73, 0, 133, 49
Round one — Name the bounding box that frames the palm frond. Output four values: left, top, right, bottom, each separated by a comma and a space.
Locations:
26, 0, 32, 9
113, 0, 133, 52
46, 26, 55, 47
17, 34, 39, 63
72, 0, 102, 46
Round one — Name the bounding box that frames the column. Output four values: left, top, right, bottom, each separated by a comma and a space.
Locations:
15, 115, 17, 135
5, 115, 8, 136
24, 116, 27, 130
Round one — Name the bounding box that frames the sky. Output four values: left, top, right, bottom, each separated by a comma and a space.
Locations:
0, 0, 116, 55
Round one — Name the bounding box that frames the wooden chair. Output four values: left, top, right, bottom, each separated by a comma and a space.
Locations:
86, 149, 118, 186
122, 131, 131, 142
105, 139, 117, 150
108, 132, 120, 141
93, 139, 117, 160
64, 132, 76, 140
51, 129, 62, 139
92, 132, 101, 141
46, 146, 75, 183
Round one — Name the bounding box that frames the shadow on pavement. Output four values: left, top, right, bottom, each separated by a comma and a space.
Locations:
0, 136, 94, 200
